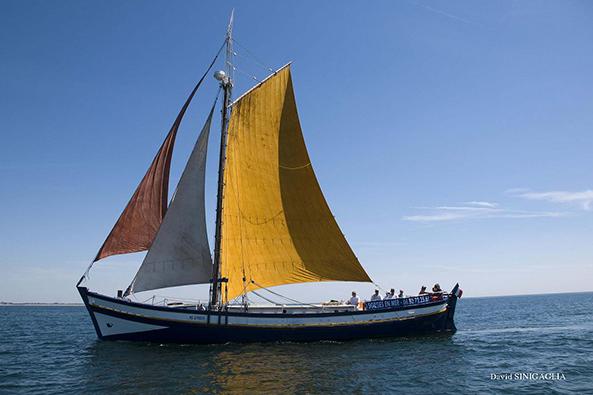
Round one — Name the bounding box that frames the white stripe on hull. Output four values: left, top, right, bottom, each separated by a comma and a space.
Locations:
94, 312, 168, 337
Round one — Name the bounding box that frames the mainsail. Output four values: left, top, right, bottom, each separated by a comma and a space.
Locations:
220, 65, 372, 301
128, 103, 216, 294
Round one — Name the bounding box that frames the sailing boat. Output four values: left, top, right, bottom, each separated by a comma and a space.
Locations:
77, 16, 460, 343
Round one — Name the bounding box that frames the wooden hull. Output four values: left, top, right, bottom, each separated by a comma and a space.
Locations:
78, 287, 458, 344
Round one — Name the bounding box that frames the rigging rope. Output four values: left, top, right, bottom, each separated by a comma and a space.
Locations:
279, 162, 311, 170
251, 280, 318, 307
373, 281, 386, 293
228, 62, 261, 82
250, 290, 282, 305
231, 38, 275, 73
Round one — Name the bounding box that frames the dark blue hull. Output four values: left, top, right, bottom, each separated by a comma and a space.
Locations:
79, 286, 459, 344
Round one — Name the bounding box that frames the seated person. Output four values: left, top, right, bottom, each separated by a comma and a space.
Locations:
432, 283, 443, 293
347, 291, 359, 306
397, 290, 405, 298
370, 289, 382, 301
419, 286, 428, 295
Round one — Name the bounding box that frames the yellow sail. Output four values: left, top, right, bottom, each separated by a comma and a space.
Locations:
220, 65, 371, 301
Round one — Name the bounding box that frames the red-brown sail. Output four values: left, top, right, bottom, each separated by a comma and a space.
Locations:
94, 125, 177, 261
94, 48, 223, 262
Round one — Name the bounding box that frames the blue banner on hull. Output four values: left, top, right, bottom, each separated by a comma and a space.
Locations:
364, 295, 442, 310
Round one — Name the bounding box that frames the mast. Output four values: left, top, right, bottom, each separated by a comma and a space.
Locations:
211, 11, 234, 308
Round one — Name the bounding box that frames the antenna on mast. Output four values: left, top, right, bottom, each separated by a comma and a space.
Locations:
226, 9, 234, 89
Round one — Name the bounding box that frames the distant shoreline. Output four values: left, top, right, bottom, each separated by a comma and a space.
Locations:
464, 290, 593, 299
0, 303, 83, 307
1, 290, 592, 306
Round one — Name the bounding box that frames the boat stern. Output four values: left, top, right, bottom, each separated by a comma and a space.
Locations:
444, 283, 461, 333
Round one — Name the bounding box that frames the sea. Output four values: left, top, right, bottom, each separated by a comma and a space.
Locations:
1, 292, 592, 394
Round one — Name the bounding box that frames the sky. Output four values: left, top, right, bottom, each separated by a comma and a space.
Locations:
1, 1, 592, 303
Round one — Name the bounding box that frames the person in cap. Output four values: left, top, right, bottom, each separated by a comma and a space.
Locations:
385, 288, 396, 300
370, 289, 382, 301
347, 291, 360, 306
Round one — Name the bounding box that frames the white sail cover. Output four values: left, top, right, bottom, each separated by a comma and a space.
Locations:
129, 107, 214, 293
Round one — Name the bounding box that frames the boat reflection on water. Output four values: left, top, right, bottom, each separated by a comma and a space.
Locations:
81, 335, 468, 393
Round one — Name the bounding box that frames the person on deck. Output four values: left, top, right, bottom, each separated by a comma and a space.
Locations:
398, 290, 405, 298
432, 283, 443, 293
419, 286, 428, 295
370, 289, 382, 301
347, 292, 359, 306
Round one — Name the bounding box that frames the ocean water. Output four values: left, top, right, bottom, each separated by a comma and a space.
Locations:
1, 293, 592, 394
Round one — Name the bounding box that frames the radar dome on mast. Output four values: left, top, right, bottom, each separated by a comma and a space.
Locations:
214, 70, 229, 85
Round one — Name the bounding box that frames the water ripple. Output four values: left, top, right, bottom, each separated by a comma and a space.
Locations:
1, 293, 592, 393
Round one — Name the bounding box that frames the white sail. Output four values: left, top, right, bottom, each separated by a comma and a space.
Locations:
129, 107, 214, 294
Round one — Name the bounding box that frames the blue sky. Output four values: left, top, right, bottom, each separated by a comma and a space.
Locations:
1, 1, 592, 303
